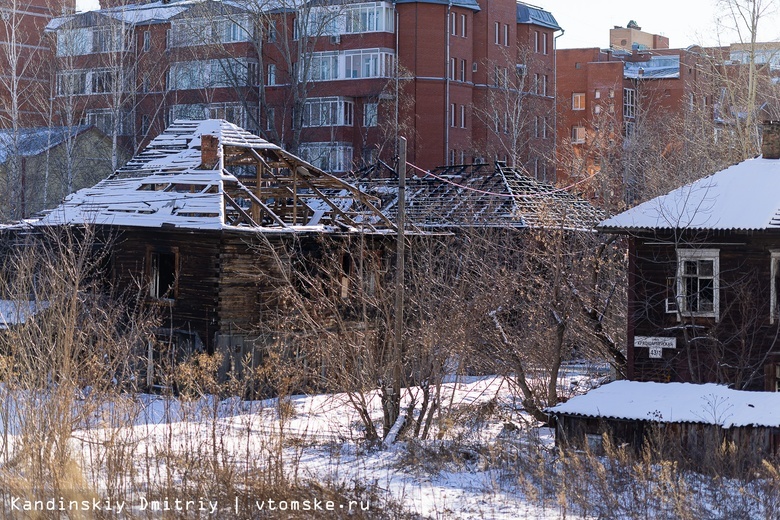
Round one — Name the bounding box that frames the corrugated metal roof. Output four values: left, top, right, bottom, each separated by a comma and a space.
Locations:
547, 380, 780, 428
0, 125, 95, 164
599, 156, 780, 232
516, 2, 561, 31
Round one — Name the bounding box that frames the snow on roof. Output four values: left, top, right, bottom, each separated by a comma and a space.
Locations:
599, 156, 780, 232
547, 380, 780, 429
0, 126, 95, 164
37, 119, 393, 233
624, 55, 681, 79
47, 0, 275, 30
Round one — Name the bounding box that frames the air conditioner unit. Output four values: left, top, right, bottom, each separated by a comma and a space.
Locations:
330, 34, 341, 45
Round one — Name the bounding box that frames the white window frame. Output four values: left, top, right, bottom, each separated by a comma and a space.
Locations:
460, 14, 466, 37
267, 63, 277, 85
771, 251, 780, 323
676, 249, 720, 320
298, 142, 354, 172
460, 104, 466, 128
302, 97, 354, 127
143, 30, 151, 52
572, 92, 585, 110
624, 87, 636, 119
571, 125, 585, 144
494, 22, 499, 44
363, 102, 378, 127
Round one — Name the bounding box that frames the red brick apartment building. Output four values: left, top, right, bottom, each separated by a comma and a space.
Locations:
555, 23, 708, 185
0, 0, 74, 127
45, 0, 561, 175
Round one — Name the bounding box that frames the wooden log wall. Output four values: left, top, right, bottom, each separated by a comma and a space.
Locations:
631, 230, 780, 390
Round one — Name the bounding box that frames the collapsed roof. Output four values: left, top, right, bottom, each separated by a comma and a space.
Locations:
37, 119, 394, 233
357, 162, 603, 231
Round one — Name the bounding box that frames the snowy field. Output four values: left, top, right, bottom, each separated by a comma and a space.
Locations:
50, 374, 589, 519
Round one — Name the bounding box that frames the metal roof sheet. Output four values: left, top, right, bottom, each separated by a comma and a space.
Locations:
599, 156, 780, 232
547, 380, 780, 428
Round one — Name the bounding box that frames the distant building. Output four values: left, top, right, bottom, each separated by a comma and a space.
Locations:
0, 125, 117, 218
45, 0, 561, 176
609, 21, 668, 52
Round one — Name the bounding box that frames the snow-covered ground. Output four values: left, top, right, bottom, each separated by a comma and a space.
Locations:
58, 375, 582, 519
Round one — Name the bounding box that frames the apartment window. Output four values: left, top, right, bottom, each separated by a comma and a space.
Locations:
93, 26, 124, 53
624, 88, 636, 118
542, 75, 548, 96
533, 73, 539, 94
594, 104, 601, 115
56, 28, 91, 56
449, 149, 456, 165
56, 70, 88, 96
169, 103, 249, 128
534, 116, 540, 138
450, 57, 456, 80
267, 64, 277, 85
771, 252, 780, 323
302, 97, 354, 127
86, 109, 131, 136
266, 107, 275, 131
542, 116, 548, 138
677, 249, 719, 319
143, 30, 151, 52
170, 16, 250, 46
571, 125, 585, 144
141, 115, 150, 136
298, 142, 354, 172
343, 3, 395, 33
450, 103, 456, 127
363, 102, 378, 127
594, 89, 601, 99
91, 69, 115, 93
460, 59, 466, 81
342, 48, 395, 80
148, 249, 178, 300
534, 30, 539, 52
168, 59, 252, 90
542, 32, 548, 54
142, 73, 150, 93
450, 12, 456, 35
460, 104, 466, 128
460, 14, 466, 37
572, 92, 585, 110
494, 22, 500, 44
503, 24, 509, 46
267, 23, 277, 42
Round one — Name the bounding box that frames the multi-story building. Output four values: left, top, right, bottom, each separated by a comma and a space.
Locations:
0, 0, 74, 127
555, 24, 712, 191
45, 0, 561, 175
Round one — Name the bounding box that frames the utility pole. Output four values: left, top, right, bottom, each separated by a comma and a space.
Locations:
388, 136, 406, 435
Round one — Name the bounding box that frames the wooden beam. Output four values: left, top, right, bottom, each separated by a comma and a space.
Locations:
223, 193, 259, 227
228, 176, 290, 228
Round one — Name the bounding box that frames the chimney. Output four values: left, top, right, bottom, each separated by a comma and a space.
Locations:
200, 134, 221, 169
762, 121, 780, 159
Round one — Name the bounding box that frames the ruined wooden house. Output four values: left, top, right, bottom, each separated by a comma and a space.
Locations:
30, 119, 395, 377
